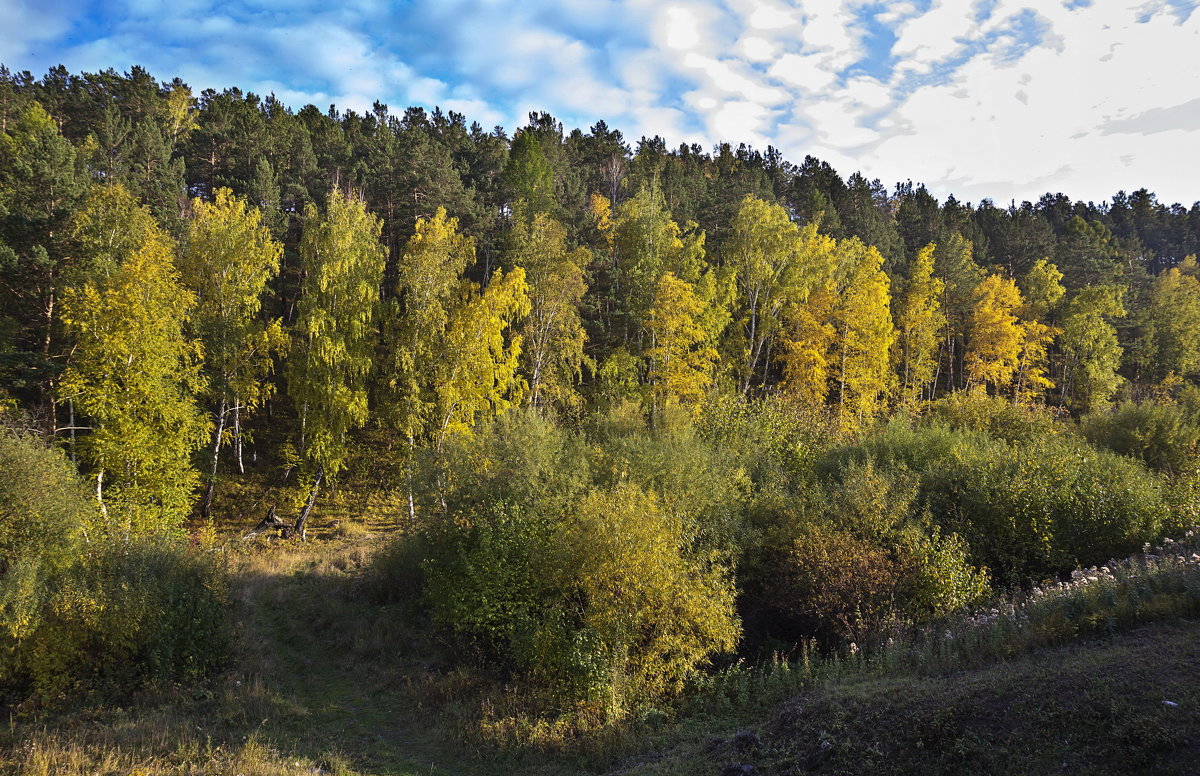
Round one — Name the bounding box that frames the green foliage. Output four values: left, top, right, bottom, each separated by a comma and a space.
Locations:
826, 420, 1167, 586
0, 432, 91, 678
924, 433, 1165, 584
400, 410, 740, 717
895, 243, 946, 404
1060, 284, 1126, 412
507, 211, 590, 412
758, 461, 987, 644
180, 187, 285, 415
289, 188, 386, 480
0, 432, 226, 700
1080, 400, 1200, 474
59, 185, 209, 532
923, 391, 1059, 443
727, 195, 836, 394
21, 536, 228, 698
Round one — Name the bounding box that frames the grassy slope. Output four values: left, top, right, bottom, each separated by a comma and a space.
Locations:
4, 518, 1200, 776
623, 620, 1200, 775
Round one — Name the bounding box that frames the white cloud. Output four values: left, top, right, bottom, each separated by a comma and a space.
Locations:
769, 53, 837, 91
4, 0, 1199, 204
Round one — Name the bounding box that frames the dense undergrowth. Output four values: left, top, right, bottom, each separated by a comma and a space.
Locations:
4, 391, 1200, 773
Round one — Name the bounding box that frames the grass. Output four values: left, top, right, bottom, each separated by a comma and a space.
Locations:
4, 484, 1200, 775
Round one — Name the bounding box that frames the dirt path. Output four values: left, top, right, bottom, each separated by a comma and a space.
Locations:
228, 541, 476, 775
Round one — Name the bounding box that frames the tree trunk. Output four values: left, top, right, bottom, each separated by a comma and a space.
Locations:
292, 468, 323, 541
96, 470, 108, 521
233, 398, 245, 474
68, 399, 76, 465
202, 395, 227, 519
406, 433, 417, 521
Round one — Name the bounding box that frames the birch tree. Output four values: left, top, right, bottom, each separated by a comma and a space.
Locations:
179, 188, 284, 516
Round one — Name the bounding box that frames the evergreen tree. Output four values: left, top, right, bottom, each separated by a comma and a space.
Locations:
0, 101, 83, 406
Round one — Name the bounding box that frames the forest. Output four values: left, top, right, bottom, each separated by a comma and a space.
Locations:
4, 64, 1200, 771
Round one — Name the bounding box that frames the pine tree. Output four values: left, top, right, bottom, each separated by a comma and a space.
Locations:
0, 101, 83, 408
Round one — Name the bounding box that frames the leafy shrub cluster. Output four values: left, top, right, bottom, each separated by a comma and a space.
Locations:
838, 418, 1168, 585
371, 393, 1200, 723
393, 408, 741, 718
0, 432, 228, 700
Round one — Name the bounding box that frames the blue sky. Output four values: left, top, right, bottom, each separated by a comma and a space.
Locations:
3, 0, 1199, 205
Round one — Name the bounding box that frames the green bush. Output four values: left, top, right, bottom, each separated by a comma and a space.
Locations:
402, 411, 741, 717
925, 434, 1165, 585
754, 462, 987, 646
0, 432, 227, 699
823, 423, 1168, 587
0, 432, 92, 684
922, 392, 1060, 442
24, 537, 229, 697
1080, 401, 1200, 474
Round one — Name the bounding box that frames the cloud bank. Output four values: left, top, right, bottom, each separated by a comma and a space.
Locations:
2, 0, 1198, 205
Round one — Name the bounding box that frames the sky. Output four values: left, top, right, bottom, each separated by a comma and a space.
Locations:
2, 0, 1199, 206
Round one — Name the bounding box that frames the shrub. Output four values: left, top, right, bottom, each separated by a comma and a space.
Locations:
923, 391, 1060, 442
755, 462, 988, 646
822, 424, 1168, 587
925, 434, 1165, 585
0, 432, 92, 685
1080, 401, 1200, 474
407, 412, 741, 717
0, 432, 227, 699
24, 537, 229, 697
